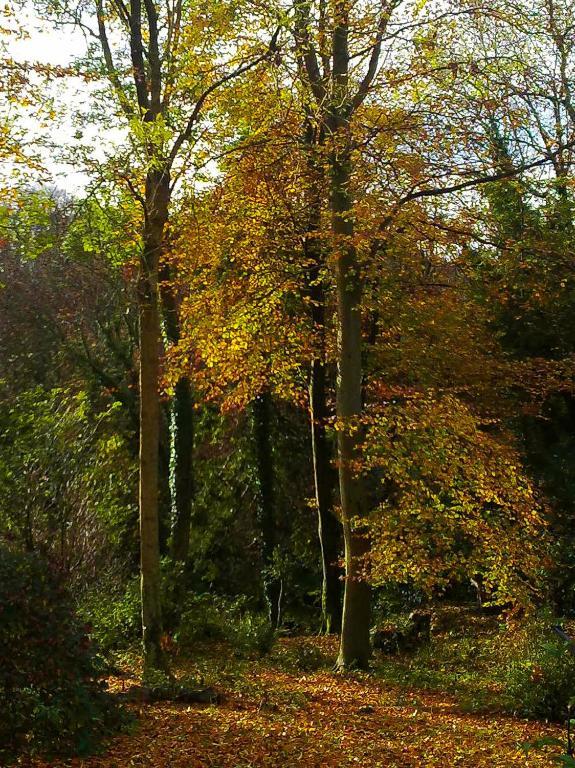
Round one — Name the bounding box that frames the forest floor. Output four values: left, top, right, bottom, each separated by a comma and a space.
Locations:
27, 632, 567, 768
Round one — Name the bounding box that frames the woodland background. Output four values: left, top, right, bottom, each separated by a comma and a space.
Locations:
2, 0, 575, 764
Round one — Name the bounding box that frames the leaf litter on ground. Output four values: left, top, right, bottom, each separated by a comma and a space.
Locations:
27, 637, 567, 768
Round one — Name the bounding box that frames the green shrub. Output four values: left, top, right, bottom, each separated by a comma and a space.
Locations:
503, 617, 575, 721
79, 559, 187, 653
0, 546, 125, 762
79, 577, 141, 652
175, 594, 274, 656
228, 612, 275, 656
175, 594, 228, 644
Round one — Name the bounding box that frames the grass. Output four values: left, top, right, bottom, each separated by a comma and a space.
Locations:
373, 607, 510, 713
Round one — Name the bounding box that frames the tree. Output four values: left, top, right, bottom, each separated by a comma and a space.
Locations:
34, 0, 279, 670
293, 0, 409, 669
166, 134, 312, 622
0, 190, 140, 579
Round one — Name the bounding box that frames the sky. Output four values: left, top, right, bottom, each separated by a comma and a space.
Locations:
9, 8, 87, 66
4, 6, 115, 193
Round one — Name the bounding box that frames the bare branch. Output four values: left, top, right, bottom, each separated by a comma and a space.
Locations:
398, 140, 575, 206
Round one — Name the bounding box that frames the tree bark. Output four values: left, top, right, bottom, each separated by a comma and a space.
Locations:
309, 356, 343, 633
169, 377, 194, 562
330, 0, 371, 670
252, 390, 282, 628
302, 116, 343, 634
139, 168, 170, 674
160, 263, 194, 564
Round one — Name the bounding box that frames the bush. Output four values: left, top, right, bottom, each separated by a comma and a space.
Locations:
503, 616, 575, 721
79, 577, 141, 652
0, 546, 124, 762
79, 559, 186, 653
228, 611, 275, 656
175, 594, 275, 656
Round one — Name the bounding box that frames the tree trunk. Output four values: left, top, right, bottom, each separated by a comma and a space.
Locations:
302, 116, 343, 634
169, 376, 194, 562
330, 2, 371, 669
139, 168, 170, 674
253, 390, 282, 628
332, 148, 371, 668
160, 262, 195, 564
332, 145, 371, 666
158, 402, 172, 555
309, 357, 343, 633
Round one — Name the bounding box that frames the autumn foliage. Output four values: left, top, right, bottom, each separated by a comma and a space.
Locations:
3, 0, 575, 764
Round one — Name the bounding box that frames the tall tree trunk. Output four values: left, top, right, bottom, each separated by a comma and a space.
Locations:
330, 1, 371, 670
139, 168, 170, 674
160, 263, 194, 564
309, 356, 343, 633
332, 149, 371, 669
158, 402, 173, 554
303, 116, 343, 634
169, 377, 194, 562
253, 390, 282, 628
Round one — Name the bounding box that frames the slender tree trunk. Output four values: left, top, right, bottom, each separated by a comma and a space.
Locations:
332, 148, 371, 668
302, 117, 343, 634
309, 356, 342, 633
139, 168, 170, 673
169, 377, 194, 562
160, 263, 194, 564
330, 2, 371, 670
158, 402, 173, 554
253, 390, 282, 628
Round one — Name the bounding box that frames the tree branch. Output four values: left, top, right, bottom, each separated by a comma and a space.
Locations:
351, 0, 400, 111
167, 30, 279, 167
143, 0, 162, 114
293, 0, 326, 105
398, 141, 575, 206
127, 0, 150, 113
95, 0, 134, 118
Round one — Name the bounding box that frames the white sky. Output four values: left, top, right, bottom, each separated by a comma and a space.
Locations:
9, 10, 88, 66
4, 6, 119, 193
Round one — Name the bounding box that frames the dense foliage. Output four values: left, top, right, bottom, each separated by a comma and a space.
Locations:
0, 546, 122, 761
2, 0, 575, 762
